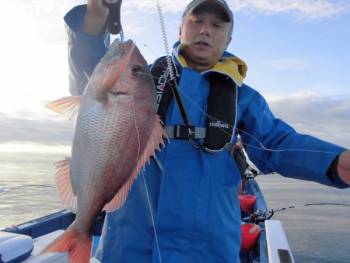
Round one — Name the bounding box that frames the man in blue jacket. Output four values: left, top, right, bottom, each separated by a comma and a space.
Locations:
64, 0, 350, 262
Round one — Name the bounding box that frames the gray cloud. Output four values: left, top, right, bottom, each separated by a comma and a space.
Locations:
0, 113, 73, 145
268, 96, 350, 148
263, 58, 313, 71
0, 96, 348, 150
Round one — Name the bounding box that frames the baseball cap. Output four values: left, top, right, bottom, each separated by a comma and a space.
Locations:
183, 0, 233, 25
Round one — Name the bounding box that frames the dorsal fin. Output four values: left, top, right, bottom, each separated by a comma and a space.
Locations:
103, 115, 166, 212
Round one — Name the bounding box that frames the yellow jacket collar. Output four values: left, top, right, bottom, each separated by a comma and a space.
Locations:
175, 44, 248, 87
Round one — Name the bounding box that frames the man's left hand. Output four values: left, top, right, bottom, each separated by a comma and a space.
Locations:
338, 150, 350, 185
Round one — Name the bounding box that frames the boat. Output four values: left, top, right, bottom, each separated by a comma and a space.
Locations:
0, 169, 295, 263
0, 147, 295, 263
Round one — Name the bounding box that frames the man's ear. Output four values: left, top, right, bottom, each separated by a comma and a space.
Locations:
179, 26, 182, 40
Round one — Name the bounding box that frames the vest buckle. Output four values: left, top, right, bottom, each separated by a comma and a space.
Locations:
174, 125, 195, 140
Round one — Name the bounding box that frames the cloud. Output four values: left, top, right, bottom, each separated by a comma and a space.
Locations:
120, 0, 350, 19
0, 112, 73, 145
0, 2, 348, 150
1, 94, 349, 150
264, 58, 313, 71
232, 0, 350, 19
268, 93, 350, 148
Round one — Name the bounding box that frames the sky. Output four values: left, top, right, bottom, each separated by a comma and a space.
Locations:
0, 0, 349, 154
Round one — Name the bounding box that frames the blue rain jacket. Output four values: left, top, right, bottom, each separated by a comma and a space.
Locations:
64, 5, 347, 263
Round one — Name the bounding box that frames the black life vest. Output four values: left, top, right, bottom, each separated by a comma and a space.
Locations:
150, 56, 238, 152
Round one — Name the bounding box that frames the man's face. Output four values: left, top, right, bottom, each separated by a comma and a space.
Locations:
179, 11, 231, 70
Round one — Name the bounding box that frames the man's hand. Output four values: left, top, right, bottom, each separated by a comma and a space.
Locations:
338, 150, 350, 185
83, 0, 109, 35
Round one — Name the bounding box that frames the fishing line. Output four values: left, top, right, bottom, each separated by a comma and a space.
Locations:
323, 180, 348, 208
132, 68, 162, 262
132, 82, 141, 163
237, 128, 343, 155
141, 169, 162, 263
137, 1, 184, 261
141, 43, 164, 61
174, 85, 343, 156
161, 70, 349, 211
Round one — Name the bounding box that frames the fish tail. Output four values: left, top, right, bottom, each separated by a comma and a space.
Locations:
41, 225, 92, 263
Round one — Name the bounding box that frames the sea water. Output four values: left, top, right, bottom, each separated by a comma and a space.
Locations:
257, 175, 350, 263
1, 151, 350, 263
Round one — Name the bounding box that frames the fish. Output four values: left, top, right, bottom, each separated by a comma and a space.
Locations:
41, 39, 165, 263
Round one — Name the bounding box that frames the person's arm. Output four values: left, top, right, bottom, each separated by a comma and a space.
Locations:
238, 87, 349, 188
83, 0, 109, 35
64, 1, 110, 95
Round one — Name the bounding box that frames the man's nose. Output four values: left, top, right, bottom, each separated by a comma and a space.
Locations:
199, 22, 211, 36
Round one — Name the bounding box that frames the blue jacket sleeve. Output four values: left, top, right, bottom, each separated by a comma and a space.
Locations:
238, 86, 348, 188
64, 5, 110, 95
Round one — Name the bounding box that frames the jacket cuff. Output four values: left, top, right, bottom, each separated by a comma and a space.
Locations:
64, 5, 110, 50
327, 153, 349, 188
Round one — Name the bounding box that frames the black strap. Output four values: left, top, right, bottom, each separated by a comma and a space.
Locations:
150, 57, 237, 152
167, 79, 191, 127
157, 79, 175, 124
150, 56, 175, 123
204, 74, 237, 151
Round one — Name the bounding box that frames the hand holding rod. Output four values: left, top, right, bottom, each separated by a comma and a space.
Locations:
102, 0, 123, 35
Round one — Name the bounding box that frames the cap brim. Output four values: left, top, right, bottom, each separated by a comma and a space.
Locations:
190, 1, 232, 23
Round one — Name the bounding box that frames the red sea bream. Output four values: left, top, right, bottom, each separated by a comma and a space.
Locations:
42, 39, 164, 263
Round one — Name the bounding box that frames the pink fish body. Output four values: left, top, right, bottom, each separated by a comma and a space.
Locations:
43, 39, 164, 263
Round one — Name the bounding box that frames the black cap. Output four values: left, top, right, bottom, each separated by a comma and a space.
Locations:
183, 0, 233, 25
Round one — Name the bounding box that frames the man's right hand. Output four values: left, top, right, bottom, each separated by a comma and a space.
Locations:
83, 0, 109, 35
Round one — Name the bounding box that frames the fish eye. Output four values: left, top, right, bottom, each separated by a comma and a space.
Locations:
131, 65, 144, 76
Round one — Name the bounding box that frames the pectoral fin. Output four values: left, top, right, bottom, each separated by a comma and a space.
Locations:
46, 96, 81, 118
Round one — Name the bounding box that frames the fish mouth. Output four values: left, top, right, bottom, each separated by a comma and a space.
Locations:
116, 39, 136, 56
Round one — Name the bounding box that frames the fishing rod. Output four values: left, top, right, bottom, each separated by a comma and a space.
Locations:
155, 0, 192, 131
239, 152, 350, 223
242, 202, 350, 224
272, 202, 350, 213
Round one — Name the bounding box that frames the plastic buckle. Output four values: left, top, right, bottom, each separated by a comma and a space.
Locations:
173, 125, 195, 140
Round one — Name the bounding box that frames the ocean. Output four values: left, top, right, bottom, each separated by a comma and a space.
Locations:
1, 151, 350, 262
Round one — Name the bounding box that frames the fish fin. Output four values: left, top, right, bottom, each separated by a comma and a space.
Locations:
103, 115, 166, 212
41, 224, 91, 263
46, 96, 81, 118
55, 159, 78, 212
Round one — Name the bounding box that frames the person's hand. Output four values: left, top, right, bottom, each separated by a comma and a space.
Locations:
338, 150, 350, 185
83, 0, 109, 35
